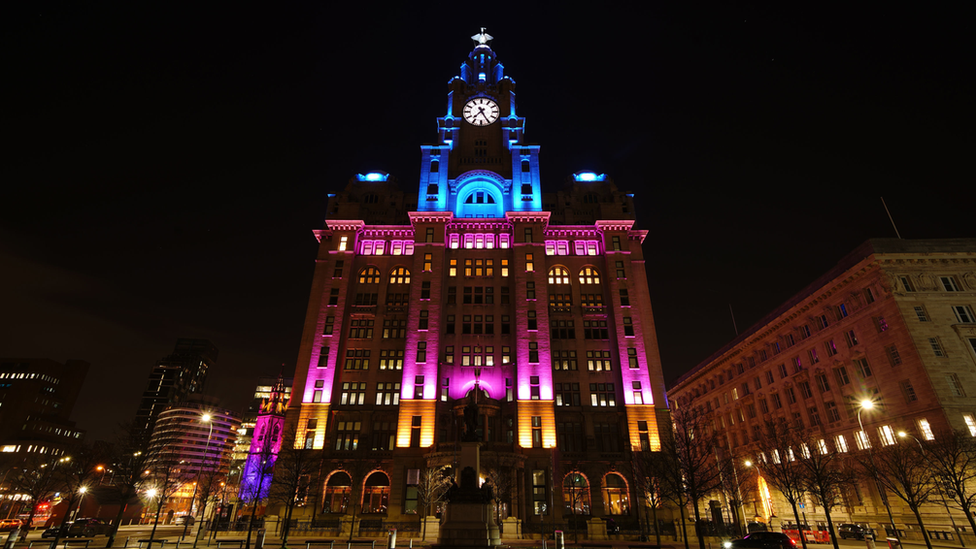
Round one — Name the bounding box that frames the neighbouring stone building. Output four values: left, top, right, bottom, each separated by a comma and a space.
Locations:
668, 238, 976, 538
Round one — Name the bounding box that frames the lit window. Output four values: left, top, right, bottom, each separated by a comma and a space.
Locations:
338, 236, 348, 251
835, 434, 848, 453
918, 419, 935, 441
964, 414, 976, 437
879, 425, 896, 446
579, 267, 601, 285
499, 234, 510, 248
854, 430, 871, 450
548, 266, 570, 284
449, 234, 460, 249
358, 267, 381, 284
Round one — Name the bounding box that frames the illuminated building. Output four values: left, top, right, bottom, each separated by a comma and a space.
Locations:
134, 338, 217, 439
283, 31, 668, 533
0, 358, 88, 457
239, 375, 288, 501
668, 238, 976, 534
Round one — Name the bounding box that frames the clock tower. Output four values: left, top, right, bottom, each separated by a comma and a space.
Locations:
418, 29, 541, 217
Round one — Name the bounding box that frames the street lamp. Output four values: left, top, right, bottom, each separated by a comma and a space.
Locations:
184, 412, 214, 543
897, 431, 963, 547
75, 486, 88, 520
857, 399, 897, 538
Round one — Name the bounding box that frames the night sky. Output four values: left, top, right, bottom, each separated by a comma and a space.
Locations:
2, 3, 973, 442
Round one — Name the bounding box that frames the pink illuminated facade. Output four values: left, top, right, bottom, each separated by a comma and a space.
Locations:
283, 32, 668, 533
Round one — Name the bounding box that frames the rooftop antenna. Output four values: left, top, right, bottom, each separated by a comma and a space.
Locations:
729, 303, 739, 336
881, 197, 903, 239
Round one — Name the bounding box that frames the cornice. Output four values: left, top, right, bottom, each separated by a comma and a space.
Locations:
325, 220, 366, 232
505, 211, 551, 227
408, 211, 454, 224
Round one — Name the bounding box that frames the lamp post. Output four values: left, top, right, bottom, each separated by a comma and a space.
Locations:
183, 413, 214, 542
75, 486, 88, 521
857, 399, 897, 539
897, 431, 963, 547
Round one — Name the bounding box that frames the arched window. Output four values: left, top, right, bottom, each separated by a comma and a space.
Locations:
603, 473, 630, 515
464, 191, 496, 204
563, 472, 591, 515
359, 266, 381, 284
364, 193, 379, 204
390, 267, 411, 284
362, 471, 390, 514
324, 472, 351, 514
579, 266, 601, 285
548, 266, 570, 285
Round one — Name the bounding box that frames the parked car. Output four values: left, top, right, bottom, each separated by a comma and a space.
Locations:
726, 532, 797, 549
41, 525, 68, 538
65, 518, 111, 537
838, 524, 867, 540
602, 517, 619, 534
0, 519, 23, 532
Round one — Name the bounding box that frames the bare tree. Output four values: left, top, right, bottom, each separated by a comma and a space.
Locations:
144, 455, 195, 544
561, 466, 589, 543
659, 405, 725, 549
335, 459, 379, 542
797, 435, 855, 549
715, 446, 749, 538
102, 423, 156, 547
634, 449, 670, 547
268, 431, 320, 548
482, 452, 517, 530
415, 465, 451, 541
239, 443, 277, 549
861, 438, 938, 549
47, 444, 104, 547
753, 420, 808, 549
3, 453, 66, 540
923, 430, 976, 536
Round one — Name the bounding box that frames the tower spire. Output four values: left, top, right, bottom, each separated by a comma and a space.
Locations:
471, 27, 493, 47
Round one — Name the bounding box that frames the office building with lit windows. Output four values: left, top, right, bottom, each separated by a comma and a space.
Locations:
667, 238, 976, 535
281, 31, 668, 534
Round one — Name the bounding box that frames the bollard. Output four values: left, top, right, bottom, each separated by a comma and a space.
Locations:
126, 537, 131, 548
255, 529, 267, 549
554, 530, 564, 549
5, 528, 21, 549
388, 528, 397, 549
865, 533, 876, 549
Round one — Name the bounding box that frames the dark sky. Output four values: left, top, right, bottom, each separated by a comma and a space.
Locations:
2, 3, 973, 442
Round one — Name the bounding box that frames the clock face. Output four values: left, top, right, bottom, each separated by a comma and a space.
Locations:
463, 98, 499, 126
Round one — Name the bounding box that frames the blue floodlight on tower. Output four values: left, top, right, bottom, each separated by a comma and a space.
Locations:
357, 172, 389, 182
573, 171, 606, 182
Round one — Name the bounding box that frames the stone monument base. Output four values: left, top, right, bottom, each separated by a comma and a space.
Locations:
434, 501, 501, 547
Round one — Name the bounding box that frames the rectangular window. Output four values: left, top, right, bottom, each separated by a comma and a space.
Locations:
333, 260, 344, 278
854, 358, 872, 378
343, 349, 370, 370
838, 303, 849, 318
965, 415, 976, 437
612, 235, 622, 251
421, 281, 431, 300
449, 259, 457, 277
525, 253, 534, 272
528, 342, 539, 363
914, 306, 929, 321
824, 401, 841, 423
379, 350, 404, 370
876, 316, 889, 332
864, 287, 875, 303
953, 305, 976, 323
531, 416, 542, 448
615, 260, 626, 278
524, 228, 533, 243
765, 371, 774, 385
817, 314, 829, 330
416, 342, 427, 363
619, 289, 630, 306
586, 350, 612, 371
947, 373, 966, 397
834, 366, 851, 387
527, 311, 538, 331
328, 288, 340, 305
825, 340, 838, 356
786, 386, 797, 404
886, 345, 902, 366
900, 380, 918, 403
942, 276, 961, 291
844, 329, 859, 347
799, 381, 813, 399
808, 349, 820, 364
930, 338, 946, 357
526, 281, 536, 300
339, 382, 366, 406
425, 228, 434, 243
771, 393, 782, 409
901, 276, 915, 292
501, 259, 509, 277
317, 347, 330, 368
855, 430, 871, 450
759, 399, 769, 414
917, 418, 935, 441
623, 317, 635, 336
418, 310, 429, 330
627, 348, 639, 369
322, 316, 335, 335
815, 374, 830, 393
778, 363, 788, 378
791, 356, 803, 373
879, 425, 896, 446
589, 384, 617, 407
834, 434, 849, 453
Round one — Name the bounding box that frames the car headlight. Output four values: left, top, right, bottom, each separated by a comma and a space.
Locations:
724, 542, 733, 548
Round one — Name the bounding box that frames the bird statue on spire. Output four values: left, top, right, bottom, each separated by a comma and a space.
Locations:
472, 27, 493, 46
